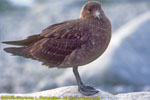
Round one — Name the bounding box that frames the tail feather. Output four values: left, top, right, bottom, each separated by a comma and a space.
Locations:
4, 47, 32, 58
2, 34, 42, 46
2, 40, 29, 46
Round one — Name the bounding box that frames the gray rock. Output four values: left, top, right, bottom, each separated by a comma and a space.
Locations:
0, 86, 150, 100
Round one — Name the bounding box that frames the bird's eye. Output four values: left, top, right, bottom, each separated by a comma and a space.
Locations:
87, 8, 92, 12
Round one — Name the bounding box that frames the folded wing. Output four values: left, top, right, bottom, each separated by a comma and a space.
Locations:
30, 20, 90, 67
3, 19, 90, 67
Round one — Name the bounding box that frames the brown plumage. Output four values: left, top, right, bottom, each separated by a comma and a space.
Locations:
2, 1, 111, 95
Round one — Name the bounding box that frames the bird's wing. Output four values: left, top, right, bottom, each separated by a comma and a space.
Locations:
40, 19, 88, 39
2, 19, 82, 46
30, 19, 90, 67
1, 21, 69, 46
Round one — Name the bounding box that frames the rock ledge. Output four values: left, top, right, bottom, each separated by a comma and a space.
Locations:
0, 86, 150, 100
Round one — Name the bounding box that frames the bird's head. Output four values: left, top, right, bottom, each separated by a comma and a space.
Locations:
80, 1, 104, 19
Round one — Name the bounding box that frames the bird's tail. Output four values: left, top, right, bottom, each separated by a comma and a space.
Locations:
3, 47, 32, 58
1, 34, 42, 58
2, 34, 42, 46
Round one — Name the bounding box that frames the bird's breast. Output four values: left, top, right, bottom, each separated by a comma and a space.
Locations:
59, 19, 111, 67
59, 27, 111, 67
83, 28, 111, 63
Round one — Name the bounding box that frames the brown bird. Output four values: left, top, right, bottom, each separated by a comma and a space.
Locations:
2, 1, 111, 95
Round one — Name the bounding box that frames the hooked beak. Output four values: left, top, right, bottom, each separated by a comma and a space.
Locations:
95, 10, 102, 19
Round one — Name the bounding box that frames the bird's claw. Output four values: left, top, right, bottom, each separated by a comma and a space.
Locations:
79, 85, 99, 96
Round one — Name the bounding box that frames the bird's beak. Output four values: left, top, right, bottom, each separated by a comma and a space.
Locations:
95, 10, 102, 19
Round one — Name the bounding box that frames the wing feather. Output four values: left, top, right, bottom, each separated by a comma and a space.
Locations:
3, 19, 90, 67
30, 20, 90, 67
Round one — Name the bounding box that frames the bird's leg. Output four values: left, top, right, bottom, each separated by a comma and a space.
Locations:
73, 67, 99, 96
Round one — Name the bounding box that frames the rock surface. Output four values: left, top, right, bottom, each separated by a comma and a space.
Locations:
0, 86, 150, 100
